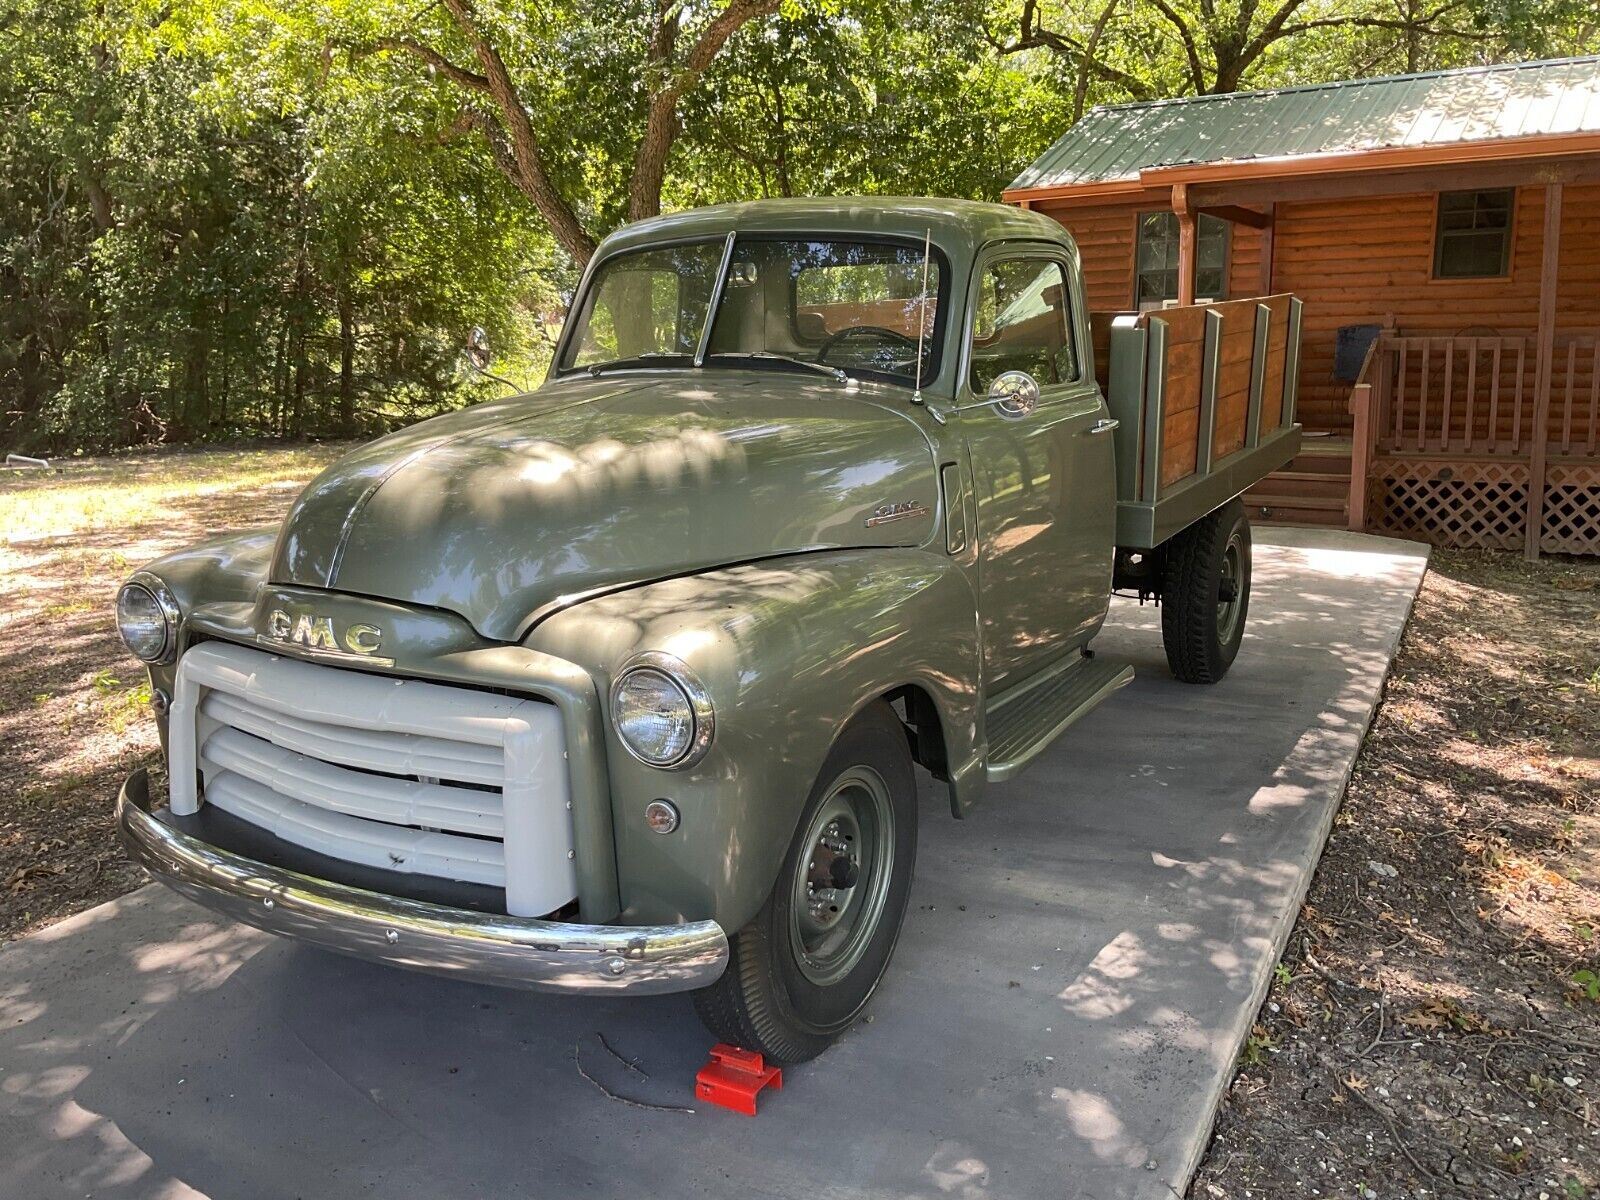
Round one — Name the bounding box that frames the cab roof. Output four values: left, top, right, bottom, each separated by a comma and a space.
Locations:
597, 197, 1072, 264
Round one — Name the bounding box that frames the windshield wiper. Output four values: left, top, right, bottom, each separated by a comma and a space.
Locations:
708, 352, 850, 384
585, 352, 686, 377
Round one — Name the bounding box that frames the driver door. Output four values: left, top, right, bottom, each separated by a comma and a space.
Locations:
960, 248, 1116, 690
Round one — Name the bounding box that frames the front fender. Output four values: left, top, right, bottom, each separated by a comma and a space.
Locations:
524, 548, 982, 933
124, 531, 279, 740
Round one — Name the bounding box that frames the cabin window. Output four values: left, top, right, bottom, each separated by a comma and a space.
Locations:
969, 258, 1078, 391
1433, 189, 1514, 279
1135, 212, 1228, 308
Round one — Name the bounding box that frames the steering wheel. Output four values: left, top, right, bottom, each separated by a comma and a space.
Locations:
817, 325, 921, 365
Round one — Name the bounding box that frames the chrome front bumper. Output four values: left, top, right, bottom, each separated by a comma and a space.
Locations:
116, 770, 729, 994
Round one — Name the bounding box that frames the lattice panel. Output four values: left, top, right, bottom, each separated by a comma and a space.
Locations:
1370, 458, 1529, 550
1541, 463, 1600, 555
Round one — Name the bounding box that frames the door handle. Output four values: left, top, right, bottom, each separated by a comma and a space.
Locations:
1085, 418, 1120, 435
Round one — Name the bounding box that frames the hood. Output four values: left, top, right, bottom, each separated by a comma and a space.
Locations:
269, 373, 940, 641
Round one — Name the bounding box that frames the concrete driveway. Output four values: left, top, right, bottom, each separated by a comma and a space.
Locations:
0, 527, 1428, 1200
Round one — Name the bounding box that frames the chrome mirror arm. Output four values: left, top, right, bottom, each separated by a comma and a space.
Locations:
925, 396, 1003, 425
926, 371, 1040, 424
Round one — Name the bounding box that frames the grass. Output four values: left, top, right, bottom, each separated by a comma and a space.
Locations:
0, 446, 338, 544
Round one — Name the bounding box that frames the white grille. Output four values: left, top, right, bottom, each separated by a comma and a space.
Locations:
167, 641, 576, 917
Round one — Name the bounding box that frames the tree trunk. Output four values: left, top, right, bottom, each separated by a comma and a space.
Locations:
217, 296, 231, 430
291, 331, 307, 438
271, 320, 289, 437
400, 0, 776, 264
338, 290, 357, 434
773, 81, 791, 198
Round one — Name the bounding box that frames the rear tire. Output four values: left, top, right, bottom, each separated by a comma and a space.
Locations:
1161, 499, 1251, 684
693, 701, 918, 1065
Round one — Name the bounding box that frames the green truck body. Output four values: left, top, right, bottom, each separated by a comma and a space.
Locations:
114, 198, 1300, 1061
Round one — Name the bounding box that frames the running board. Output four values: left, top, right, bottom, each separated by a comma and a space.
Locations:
984, 655, 1134, 784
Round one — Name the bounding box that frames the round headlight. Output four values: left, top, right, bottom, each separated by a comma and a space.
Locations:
116, 577, 177, 664
609, 653, 713, 769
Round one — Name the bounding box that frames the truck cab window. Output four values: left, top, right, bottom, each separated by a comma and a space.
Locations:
711, 238, 943, 384
969, 259, 1077, 392
564, 236, 946, 387
564, 242, 723, 370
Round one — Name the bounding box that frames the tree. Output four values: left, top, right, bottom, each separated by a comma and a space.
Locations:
358, 0, 780, 264
1, 0, 562, 452
990, 0, 1597, 102
678, 0, 1067, 205
13, 0, 1595, 454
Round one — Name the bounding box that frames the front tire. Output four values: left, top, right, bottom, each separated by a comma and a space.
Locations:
693, 701, 918, 1065
1161, 499, 1251, 684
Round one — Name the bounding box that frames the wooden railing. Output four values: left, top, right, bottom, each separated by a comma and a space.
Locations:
1375, 335, 1531, 455
1348, 329, 1600, 542
1347, 339, 1383, 532
1551, 333, 1600, 456
1353, 332, 1600, 460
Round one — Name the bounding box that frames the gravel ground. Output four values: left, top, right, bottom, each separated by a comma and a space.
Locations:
1191, 548, 1600, 1200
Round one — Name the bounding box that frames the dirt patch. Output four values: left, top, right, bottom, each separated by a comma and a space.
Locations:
0, 444, 347, 940
1191, 549, 1600, 1200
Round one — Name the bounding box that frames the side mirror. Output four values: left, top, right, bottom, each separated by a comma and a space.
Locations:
987, 370, 1040, 419
466, 326, 493, 371
463, 326, 525, 395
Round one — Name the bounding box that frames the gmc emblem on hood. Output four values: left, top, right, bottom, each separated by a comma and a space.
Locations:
261, 609, 393, 667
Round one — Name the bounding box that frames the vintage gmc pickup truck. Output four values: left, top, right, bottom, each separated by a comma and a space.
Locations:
114, 198, 1302, 1063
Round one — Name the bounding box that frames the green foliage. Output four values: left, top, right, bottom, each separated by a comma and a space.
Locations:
678, 2, 1067, 203
1571, 968, 1600, 1002
980, 0, 1600, 101
2, 0, 555, 453
5, 0, 1596, 453
1239, 1022, 1276, 1065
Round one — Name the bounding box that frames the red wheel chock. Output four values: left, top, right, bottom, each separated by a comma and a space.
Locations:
695, 1044, 783, 1115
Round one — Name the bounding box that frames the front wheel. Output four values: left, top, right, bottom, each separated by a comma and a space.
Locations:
693, 701, 918, 1064
1160, 499, 1252, 684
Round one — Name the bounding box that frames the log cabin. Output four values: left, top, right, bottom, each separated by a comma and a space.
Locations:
1005, 55, 1600, 558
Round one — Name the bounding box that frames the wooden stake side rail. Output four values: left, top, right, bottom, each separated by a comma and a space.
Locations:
1092, 294, 1303, 549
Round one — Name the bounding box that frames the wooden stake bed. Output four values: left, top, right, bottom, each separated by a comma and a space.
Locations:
1093, 295, 1304, 548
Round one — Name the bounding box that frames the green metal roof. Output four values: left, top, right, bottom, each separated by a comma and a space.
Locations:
1011, 55, 1600, 191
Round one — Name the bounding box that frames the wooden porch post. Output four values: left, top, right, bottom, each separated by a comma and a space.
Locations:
1525, 182, 1563, 560
1348, 340, 1381, 533
1258, 202, 1276, 297
1174, 184, 1197, 306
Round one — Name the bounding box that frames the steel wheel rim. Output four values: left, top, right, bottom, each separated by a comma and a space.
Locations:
788, 765, 895, 987
1217, 533, 1244, 644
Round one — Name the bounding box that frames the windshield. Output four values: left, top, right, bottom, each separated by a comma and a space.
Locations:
559, 235, 946, 386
